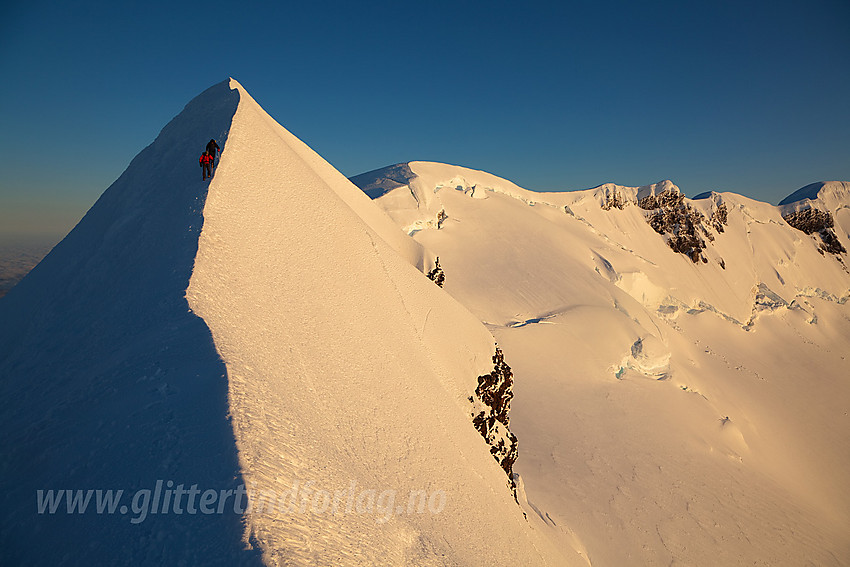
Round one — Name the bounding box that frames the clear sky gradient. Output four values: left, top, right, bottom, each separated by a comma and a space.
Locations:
1, 0, 848, 241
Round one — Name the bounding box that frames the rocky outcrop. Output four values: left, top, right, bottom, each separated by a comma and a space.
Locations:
469, 347, 518, 496
710, 202, 728, 233
427, 257, 446, 287
784, 208, 834, 234
601, 188, 628, 210
783, 208, 847, 255
638, 190, 726, 263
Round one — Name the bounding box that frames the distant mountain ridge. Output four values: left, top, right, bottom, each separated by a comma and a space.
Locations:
352, 161, 850, 213
352, 161, 850, 267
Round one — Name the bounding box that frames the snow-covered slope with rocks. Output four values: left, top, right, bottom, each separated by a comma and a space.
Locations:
778, 181, 850, 257
353, 161, 850, 566
0, 82, 577, 565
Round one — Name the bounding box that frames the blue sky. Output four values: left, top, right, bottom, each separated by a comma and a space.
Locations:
1, 0, 849, 240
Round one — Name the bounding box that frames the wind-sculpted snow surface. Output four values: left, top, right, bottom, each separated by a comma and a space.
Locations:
355, 162, 850, 566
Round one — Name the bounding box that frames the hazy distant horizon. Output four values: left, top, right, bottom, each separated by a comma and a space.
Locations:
0, 238, 54, 298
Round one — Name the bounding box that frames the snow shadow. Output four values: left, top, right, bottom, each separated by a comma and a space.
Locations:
0, 80, 262, 565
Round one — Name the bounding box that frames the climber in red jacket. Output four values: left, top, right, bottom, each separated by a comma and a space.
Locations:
200, 151, 212, 181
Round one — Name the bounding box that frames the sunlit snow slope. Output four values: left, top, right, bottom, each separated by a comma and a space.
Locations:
0, 82, 578, 566
354, 161, 850, 566
185, 81, 574, 565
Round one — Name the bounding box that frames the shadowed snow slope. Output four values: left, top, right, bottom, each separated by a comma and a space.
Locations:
354, 161, 850, 566
1, 82, 577, 565
0, 80, 259, 565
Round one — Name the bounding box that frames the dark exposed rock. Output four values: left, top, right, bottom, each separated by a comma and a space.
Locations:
637, 190, 685, 211
601, 189, 628, 210
640, 191, 711, 263
783, 209, 847, 256
599, 188, 729, 263
710, 203, 728, 233
470, 347, 518, 497
819, 230, 847, 255
783, 208, 833, 234
436, 209, 447, 229
427, 257, 445, 287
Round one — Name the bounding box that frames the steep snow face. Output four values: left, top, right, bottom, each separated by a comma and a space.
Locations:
0, 80, 261, 565
185, 82, 572, 565
355, 162, 850, 566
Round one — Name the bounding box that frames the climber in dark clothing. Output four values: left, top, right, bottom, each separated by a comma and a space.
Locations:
206, 139, 220, 169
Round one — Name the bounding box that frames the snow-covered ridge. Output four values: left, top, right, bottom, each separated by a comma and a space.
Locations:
352, 160, 850, 329
0, 79, 251, 565
186, 80, 570, 565
352, 162, 690, 219
1, 81, 575, 565
352, 161, 850, 217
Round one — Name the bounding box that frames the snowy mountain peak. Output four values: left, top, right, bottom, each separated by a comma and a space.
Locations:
1, 81, 573, 566
349, 162, 417, 199
0, 78, 245, 564
778, 180, 850, 206
635, 179, 680, 200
